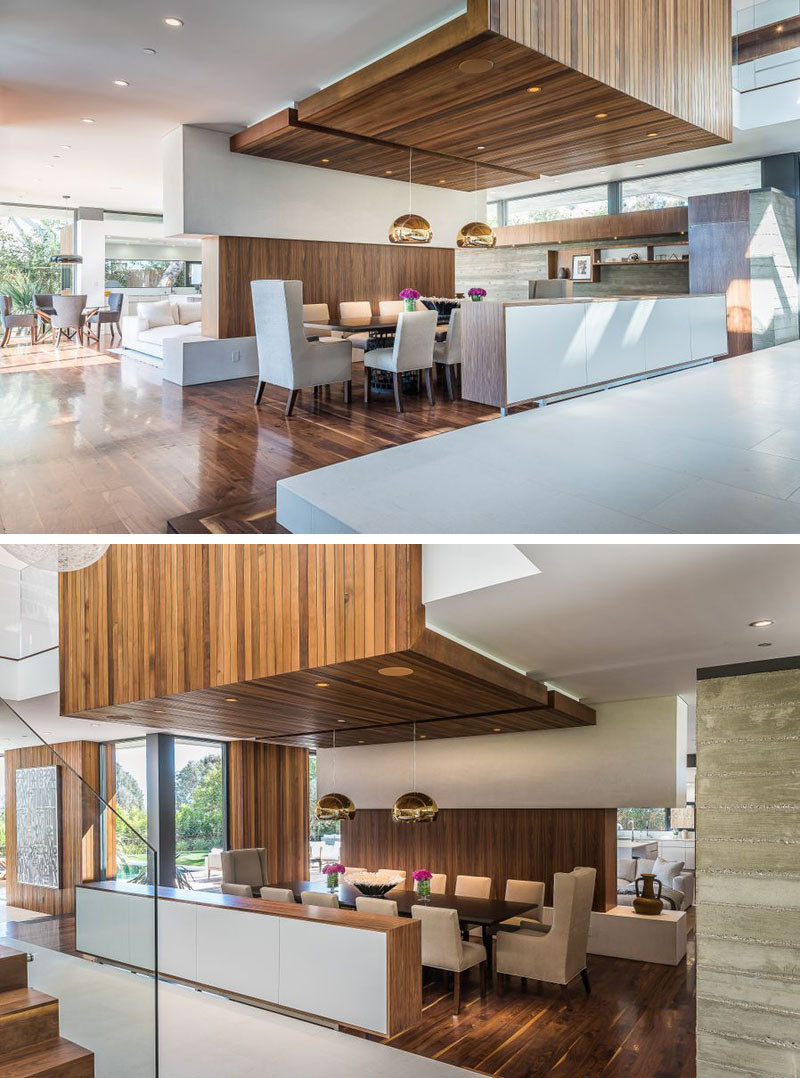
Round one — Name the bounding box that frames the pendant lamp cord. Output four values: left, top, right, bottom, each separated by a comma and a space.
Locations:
332, 729, 336, 789
412, 721, 417, 791
475, 161, 479, 221
409, 148, 413, 215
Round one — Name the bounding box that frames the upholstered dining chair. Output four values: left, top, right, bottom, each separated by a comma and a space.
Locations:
34, 293, 56, 341
411, 906, 487, 1014
260, 886, 296, 903
343, 866, 366, 875
337, 300, 372, 351
355, 897, 399, 916
495, 867, 596, 1007
414, 873, 447, 895
363, 309, 437, 413
302, 302, 342, 342
51, 294, 88, 346
220, 847, 269, 897
472, 879, 545, 941
221, 883, 253, 898
376, 868, 406, 882
433, 307, 462, 400
86, 292, 123, 344
301, 891, 340, 908
455, 875, 492, 899
1, 296, 36, 347
251, 280, 353, 417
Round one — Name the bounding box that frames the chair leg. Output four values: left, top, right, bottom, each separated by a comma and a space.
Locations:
1, 328, 10, 347
254, 380, 266, 405
363, 367, 371, 404
424, 367, 435, 405
453, 971, 461, 1015
344, 379, 352, 404
580, 968, 591, 996
444, 365, 455, 400
392, 372, 404, 413
480, 961, 487, 998
285, 389, 299, 417
55, 329, 63, 346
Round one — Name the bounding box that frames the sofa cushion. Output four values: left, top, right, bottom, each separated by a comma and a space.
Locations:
653, 857, 685, 887
617, 858, 637, 883
175, 300, 203, 326
138, 300, 175, 328
139, 323, 201, 344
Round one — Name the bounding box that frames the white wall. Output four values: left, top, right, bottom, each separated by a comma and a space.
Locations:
163, 125, 479, 249
317, 696, 687, 810
75, 218, 106, 305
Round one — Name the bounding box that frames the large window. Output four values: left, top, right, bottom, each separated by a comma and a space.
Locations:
309, 752, 340, 878
505, 184, 609, 225
115, 739, 147, 880
0, 204, 73, 312
105, 259, 188, 288
621, 161, 762, 213
174, 739, 224, 882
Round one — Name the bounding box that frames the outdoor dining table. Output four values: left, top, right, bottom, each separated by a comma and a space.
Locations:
273, 879, 536, 960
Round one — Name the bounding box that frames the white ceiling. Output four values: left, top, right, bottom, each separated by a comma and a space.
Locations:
0, 0, 464, 213
425, 544, 800, 706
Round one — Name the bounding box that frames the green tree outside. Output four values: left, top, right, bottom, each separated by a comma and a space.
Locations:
0, 218, 63, 311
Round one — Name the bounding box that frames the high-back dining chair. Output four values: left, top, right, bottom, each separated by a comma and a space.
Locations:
251, 280, 353, 416
433, 307, 462, 399
260, 886, 296, 903
221, 883, 253, 898
220, 847, 269, 897
301, 891, 340, 909
51, 294, 88, 346
0, 296, 36, 347
411, 906, 487, 1014
455, 875, 492, 899
495, 867, 596, 1005
355, 897, 399, 916
339, 301, 372, 320
302, 302, 341, 341
33, 293, 56, 341
363, 309, 437, 413
376, 868, 406, 882
87, 292, 123, 344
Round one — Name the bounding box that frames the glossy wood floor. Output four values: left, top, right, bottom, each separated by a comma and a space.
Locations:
0, 334, 495, 534
364, 936, 696, 1078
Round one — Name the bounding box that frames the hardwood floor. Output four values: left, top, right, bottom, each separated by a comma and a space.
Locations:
0, 336, 495, 534
365, 939, 696, 1077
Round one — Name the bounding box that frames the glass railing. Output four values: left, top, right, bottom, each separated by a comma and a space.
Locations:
733, 0, 800, 35
0, 695, 158, 1076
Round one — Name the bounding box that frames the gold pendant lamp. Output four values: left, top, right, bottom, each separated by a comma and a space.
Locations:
390, 148, 432, 245
392, 722, 438, 823
314, 730, 356, 822
457, 162, 497, 249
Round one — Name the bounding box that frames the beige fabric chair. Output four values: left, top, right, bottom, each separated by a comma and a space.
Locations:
220, 848, 268, 897
221, 882, 253, 898
1, 296, 36, 346
364, 310, 437, 413
344, 866, 366, 874
433, 307, 462, 400
414, 873, 447, 895
338, 300, 372, 351
411, 906, 487, 1014
260, 886, 296, 903
355, 897, 399, 916
471, 878, 545, 941
301, 891, 340, 908
251, 280, 352, 416
52, 294, 88, 346
302, 302, 342, 342
455, 875, 492, 899
495, 867, 596, 1005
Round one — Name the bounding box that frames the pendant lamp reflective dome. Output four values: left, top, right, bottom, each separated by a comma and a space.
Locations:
456, 163, 496, 249
313, 730, 356, 822
390, 148, 432, 245
1, 544, 109, 572
392, 722, 438, 823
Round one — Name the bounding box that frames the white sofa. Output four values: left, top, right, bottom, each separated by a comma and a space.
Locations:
122, 296, 204, 360
616, 857, 695, 911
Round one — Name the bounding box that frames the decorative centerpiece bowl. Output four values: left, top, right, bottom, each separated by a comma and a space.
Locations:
344, 871, 404, 897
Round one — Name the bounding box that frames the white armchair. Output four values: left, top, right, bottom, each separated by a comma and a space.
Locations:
251, 280, 353, 416
495, 867, 596, 1006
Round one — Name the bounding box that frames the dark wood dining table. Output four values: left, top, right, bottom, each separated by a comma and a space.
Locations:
273, 879, 536, 957
303, 314, 451, 336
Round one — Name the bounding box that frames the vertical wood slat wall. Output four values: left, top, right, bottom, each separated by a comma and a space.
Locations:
60, 544, 424, 714
341, 807, 618, 911
4, 741, 111, 915
227, 741, 310, 883
490, 0, 732, 141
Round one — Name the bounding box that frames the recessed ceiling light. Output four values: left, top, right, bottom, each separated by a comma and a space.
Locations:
635, 164, 644, 169
749, 619, 774, 628
458, 58, 494, 74
224, 697, 237, 702
358, 740, 365, 744
321, 158, 330, 163
61, 144, 71, 149
527, 86, 542, 94
163, 16, 184, 27
647, 131, 658, 138
337, 718, 346, 723
378, 666, 414, 677
477, 145, 486, 150
493, 728, 502, 733
385, 170, 393, 175
114, 79, 130, 87
419, 734, 427, 739
143, 47, 157, 54
595, 112, 608, 119
81, 117, 95, 124
439, 179, 446, 184
758, 642, 773, 647
315, 681, 329, 687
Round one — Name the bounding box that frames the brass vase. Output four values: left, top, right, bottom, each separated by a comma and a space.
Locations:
633, 873, 663, 916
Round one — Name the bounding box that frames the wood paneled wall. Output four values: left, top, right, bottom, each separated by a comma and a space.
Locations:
203, 236, 455, 339
60, 544, 423, 713
689, 190, 753, 357
341, 808, 617, 912
492, 0, 732, 141
227, 741, 309, 882
4, 741, 113, 915
496, 208, 689, 249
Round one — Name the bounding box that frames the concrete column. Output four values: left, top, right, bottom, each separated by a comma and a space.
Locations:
74, 207, 106, 305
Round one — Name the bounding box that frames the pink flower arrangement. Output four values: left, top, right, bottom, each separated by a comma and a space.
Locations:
323, 863, 345, 876
412, 869, 432, 881
399, 288, 421, 300
467, 287, 487, 299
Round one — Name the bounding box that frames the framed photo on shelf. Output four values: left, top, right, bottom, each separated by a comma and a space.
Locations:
572, 253, 592, 281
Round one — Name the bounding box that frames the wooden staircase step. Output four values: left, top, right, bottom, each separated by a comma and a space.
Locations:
0, 1037, 95, 1077
0, 946, 29, 991
0, 988, 61, 1053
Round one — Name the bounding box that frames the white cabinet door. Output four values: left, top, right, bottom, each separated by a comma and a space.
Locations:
158, 900, 197, 981
76, 888, 130, 964
690, 295, 728, 359
129, 894, 156, 972
505, 304, 587, 403
585, 300, 647, 383
279, 920, 388, 1034
644, 298, 692, 371
196, 906, 280, 1002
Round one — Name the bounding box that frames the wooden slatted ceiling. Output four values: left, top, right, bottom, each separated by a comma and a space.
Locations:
232, 0, 731, 185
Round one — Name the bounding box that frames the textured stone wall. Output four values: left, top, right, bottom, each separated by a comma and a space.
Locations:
696, 666, 800, 1077
749, 190, 799, 350
455, 234, 689, 301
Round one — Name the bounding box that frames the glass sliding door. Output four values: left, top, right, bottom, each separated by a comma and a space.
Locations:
174, 739, 224, 888
114, 738, 148, 881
